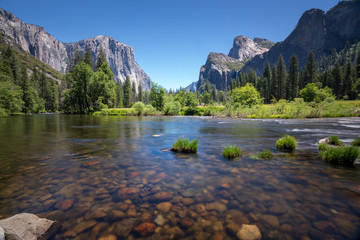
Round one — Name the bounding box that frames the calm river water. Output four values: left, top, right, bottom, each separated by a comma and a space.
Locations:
0, 115, 359, 240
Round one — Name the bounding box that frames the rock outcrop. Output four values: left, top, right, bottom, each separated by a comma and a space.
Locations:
243, 1, 360, 74
0, 213, 54, 240
197, 36, 273, 91
184, 81, 197, 92
0, 8, 151, 90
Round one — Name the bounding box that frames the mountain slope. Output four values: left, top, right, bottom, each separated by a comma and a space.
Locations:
0, 8, 151, 91
243, 1, 360, 74
195, 36, 273, 91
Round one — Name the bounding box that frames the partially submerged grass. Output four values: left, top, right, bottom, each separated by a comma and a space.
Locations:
276, 135, 297, 151
319, 145, 359, 166
328, 135, 343, 146
351, 137, 360, 147
318, 143, 330, 152
223, 145, 242, 159
257, 149, 273, 159
171, 138, 198, 153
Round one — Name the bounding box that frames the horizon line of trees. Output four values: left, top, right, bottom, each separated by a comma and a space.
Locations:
1, 36, 360, 116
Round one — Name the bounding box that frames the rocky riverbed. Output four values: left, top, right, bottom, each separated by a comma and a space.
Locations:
0, 115, 359, 239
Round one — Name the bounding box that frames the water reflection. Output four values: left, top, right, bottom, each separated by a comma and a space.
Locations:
0, 115, 359, 239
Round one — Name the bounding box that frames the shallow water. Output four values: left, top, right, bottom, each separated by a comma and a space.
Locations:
0, 115, 359, 240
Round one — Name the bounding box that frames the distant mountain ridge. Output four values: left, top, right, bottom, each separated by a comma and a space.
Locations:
190, 0, 360, 91
242, 1, 360, 75
0, 8, 152, 91
193, 36, 273, 91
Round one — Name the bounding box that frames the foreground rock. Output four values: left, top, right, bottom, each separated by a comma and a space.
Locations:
0, 213, 54, 240
236, 224, 261, 240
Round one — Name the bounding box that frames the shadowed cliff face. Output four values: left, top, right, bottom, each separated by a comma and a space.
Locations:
0, 8, 151, 91
195, 36, 273, 91
243, 1, 360, 75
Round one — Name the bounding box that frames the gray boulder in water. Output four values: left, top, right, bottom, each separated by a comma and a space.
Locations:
0, 213, 54, 240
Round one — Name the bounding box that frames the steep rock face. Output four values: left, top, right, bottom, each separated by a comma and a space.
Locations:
0, 8, 68, 73
228, 35, 271, 60
184, 82, 197, 92
65, 36, 151, 90
243, 1, 360, 75
197, 36, 273, 91
0, 8, 151, 90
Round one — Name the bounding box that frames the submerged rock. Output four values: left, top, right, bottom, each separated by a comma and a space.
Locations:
112, 218, 138, 238
156, 202, 172, 213
0, 213, 54, 240
133, 222, 156, 236
236, 224, 261, 240
54, 199, 74, 211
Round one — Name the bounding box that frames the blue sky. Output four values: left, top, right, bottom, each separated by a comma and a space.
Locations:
1, 0, 339, 90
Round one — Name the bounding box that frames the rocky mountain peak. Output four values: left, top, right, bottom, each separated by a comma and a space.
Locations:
0, 8, 152, 91
228, 35, 273, 61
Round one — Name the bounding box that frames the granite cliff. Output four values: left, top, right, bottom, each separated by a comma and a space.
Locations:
0, 8, 151, 90
242, 1, 360, 74
195, 36, 273, 91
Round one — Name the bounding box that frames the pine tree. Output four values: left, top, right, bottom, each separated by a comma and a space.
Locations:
277, 55, 287, 99
288, 54, 299, 100
20, 66, 36, 113
304, 51, 317, 84
343, 62, 355, 99
263, 61, 271, 103
69, 44, 84, 71
96, 46, 107, 70
116, 81, 123, 108
211, 85, 217, 101
271, 65, 277, 100
132, 81, 137, 103
84, 47, 94, 69
332, 61, 343, 99
123, 77, 132, 108
138, 84, 143, 102
356, 51, 360, 79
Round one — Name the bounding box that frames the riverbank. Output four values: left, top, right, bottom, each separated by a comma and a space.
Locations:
92, 100, 360, 119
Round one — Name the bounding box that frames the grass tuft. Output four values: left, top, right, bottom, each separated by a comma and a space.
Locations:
171, 138, 198, 153
223, 145, 242, 159
351, 137, 360, 147
319, 145, 359, 166
328, 135, 343, 146
257, 149, 273, 159
276, 135, 297, 151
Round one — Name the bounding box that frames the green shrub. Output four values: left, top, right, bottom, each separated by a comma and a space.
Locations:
320, 146, 359, 166
257, 149, 273, 159
328, 136, 343, 146
133, 102, 146, 115
171, 138, 198, 153
351, 137, 360, 147
223, 145, 242, 159
164, 101, 181, 115
276, 135, 297, 151
318, 143, 330, 151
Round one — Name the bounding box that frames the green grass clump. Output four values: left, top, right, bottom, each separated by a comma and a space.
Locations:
318, 143, 330, 151
351, 137, 360, 147
276, 135, 297, 151
171, 138, 198, 153
257, 149, 273, 159
320, 146, 359, 166
328, 135, 343, 146
223, 145, 242, 159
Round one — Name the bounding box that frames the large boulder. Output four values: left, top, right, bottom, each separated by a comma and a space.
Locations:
0, 213, 54, 240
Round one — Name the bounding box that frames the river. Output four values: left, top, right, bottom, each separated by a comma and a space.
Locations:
0, 115, 359, 239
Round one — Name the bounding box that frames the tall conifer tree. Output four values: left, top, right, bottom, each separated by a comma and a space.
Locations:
277, 54, 287, 99
288, 54, 299, 100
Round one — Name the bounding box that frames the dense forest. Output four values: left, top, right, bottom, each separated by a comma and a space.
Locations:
1, 33, 360, 117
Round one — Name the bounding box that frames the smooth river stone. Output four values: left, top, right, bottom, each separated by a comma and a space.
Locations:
156, 202, 172, 213
237, 224, 261, 240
